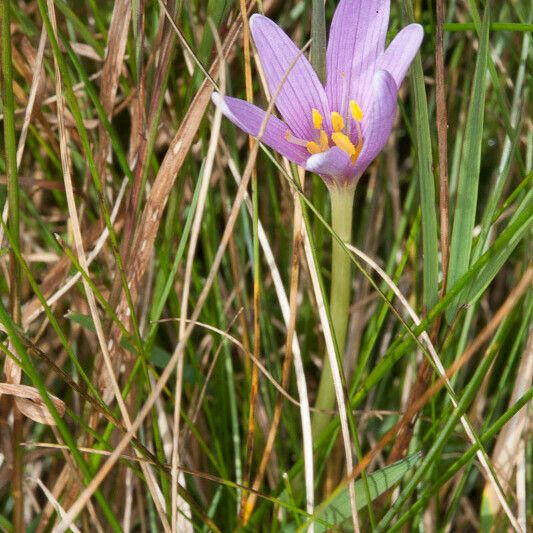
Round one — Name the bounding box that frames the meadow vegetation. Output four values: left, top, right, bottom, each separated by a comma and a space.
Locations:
0, 0, 531, 531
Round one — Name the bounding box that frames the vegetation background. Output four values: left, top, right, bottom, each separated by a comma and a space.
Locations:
0, 0, 531, 531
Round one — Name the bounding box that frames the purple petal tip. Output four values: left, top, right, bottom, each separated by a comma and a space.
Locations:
408, 24, 425, 48
248, 13, 267, 35
211, 92, 234, 118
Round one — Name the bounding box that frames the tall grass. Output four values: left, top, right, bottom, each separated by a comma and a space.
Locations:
0, 0, 531, 531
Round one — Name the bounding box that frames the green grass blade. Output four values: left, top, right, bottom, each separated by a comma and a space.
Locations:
310, 0, 327, 83
446, 3, 491, 322
304, 453, 422, 532
403, 0, 439, 310
467, 188, 532, 302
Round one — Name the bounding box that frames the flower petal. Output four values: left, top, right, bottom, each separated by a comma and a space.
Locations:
326, 0, 390, 115
212, 93, 309, 166
377, 24, 423, 87
250, 14, 330, 140
306, 146, 352, 182
352, 70, 397, 177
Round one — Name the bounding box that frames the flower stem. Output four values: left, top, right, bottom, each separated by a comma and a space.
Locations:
312, 185, 355, 440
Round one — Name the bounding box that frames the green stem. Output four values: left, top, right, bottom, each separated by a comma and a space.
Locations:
312, 185, 355, 440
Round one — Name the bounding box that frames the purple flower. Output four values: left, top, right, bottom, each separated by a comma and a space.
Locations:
212, 0, 423, 187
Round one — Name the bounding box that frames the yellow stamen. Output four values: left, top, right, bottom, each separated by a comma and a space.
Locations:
332, 132, 356, 157
285, 130, 309, 147
350, 122, 364, 163
351, 142, 363, 164
312, 108, 323, 129
306, 141, 322, 155
350, 100, 363, 122
331, 112, 345, 132
319, 130, 329, 151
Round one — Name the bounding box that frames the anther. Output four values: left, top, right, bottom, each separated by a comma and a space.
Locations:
312, 109, 324, 129
350, 100, 363, 122
285, 130, 309, 147
351, 142, 363, 164
319, 130, 329, 151
306, 141, 322, 155
331, 112, 345, 132
351, 127, 364, 164
332, 132, 356, 156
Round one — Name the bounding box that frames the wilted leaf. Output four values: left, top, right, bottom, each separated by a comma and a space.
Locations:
0, 383, 66, 425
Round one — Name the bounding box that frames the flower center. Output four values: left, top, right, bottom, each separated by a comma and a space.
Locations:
285, 101, 364, 165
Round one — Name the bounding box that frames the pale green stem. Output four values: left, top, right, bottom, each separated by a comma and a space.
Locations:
312, 185, 355, 440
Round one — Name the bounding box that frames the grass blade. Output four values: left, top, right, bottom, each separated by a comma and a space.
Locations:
300, 453, 421, 533
403, 0, 439, 310
446, 3, 491, 321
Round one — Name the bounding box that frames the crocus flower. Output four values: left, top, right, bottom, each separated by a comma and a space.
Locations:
212, 0, 423, 187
